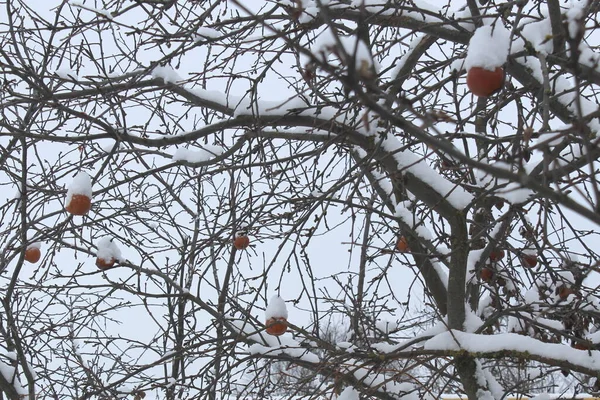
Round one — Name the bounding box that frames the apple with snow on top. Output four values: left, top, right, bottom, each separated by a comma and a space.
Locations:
467, 67, 504, 97
96, 237, 122, 270
557, 284, 575, 300
489, 249, 505, 262
24, 242, 42, 263
265, 295, 288, 336
464, 24, 509, 97
479, 267, 493, 283
65, 171, 93, 215
233, 229, 250, 250
521, 252, 538, 268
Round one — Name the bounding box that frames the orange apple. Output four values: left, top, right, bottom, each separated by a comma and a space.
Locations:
265, 317, 288, 336
396, 236, 410, 253
24, 247, 41, 263
96, 257, 115, 270
66, 194, 92, 215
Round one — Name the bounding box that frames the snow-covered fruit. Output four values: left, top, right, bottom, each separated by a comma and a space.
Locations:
65, 172, 93, 215
265, 295, 288, 336
266, 317, 288, 336
96, 237, 122, 270
489, 249, 505, 262
396, 236, 409, 253
233, 230, 250, 250
479, 267, 494, 283
24, 243, 41, 263
521, 253, 538, 268
96, 257, 115, 270
464, 24, 509, 97
466, 66, 504, 97
557, 285, 575, 300
133, 391, 146, 400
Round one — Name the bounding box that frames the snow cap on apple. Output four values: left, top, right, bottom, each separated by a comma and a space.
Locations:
97, 237, 123, 262
66, 171, 93, 203
265, 295, 288, 319
27, 242, 42, 250
465, 23, 510, 71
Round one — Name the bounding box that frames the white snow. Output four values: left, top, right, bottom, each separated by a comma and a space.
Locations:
66, 171, 92, 205
96, 237, 123, 262
524, 287, 540, 306
355, 146, 395, 198
0, 359, 26, 396
496, 182, 534, 204
464, 309, 484, 333
234, 94, 310, 118
248, 342, 320, 363
565, 0, 586, 39
475, 161, 534, 204
151, 66, 181, 84
342, 359, 418, 398
425, 330, 600, 372
536, 317, 564, 332
27, 242, 42, 250
575, 41, 600, 71
349, 0, 445, 28
383, 137, 472, 210
184, 86, 234, 111
587, 330, 600, 344
390, 33, 426, 79
338, 387, 359, 400
311, 28, 374, 75
265, 295, 288, 319
558, 270, 575, 284
419, 307, 482, 339
172, 146, 223, 164
55, 67, 79, 81
336, 341, 356, 353
520, 15, 553, 55
69, 1, 113, 19
465, 24, 510, 70
233, 319, 319, 363
375, 319, 398, 334
195, 27, 220, 40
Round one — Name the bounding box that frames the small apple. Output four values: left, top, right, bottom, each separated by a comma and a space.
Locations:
233, 230, 250, 250
396, 236, 410, 253
96, 257, 115, 270
521, 253, 537, 268
479, 267, 494, 283
66, 194, 92, 216
557, 285, 575, 300
265, 317, 288, 336
489, 249, 505, 262
24, 246, 41, 264
467, 66, 504, 97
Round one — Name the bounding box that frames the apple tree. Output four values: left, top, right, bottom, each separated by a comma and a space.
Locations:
1, 0, 600, 399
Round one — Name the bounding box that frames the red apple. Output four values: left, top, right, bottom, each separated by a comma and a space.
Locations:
521, 253, 537, 268
467, 66, 504, 97
489, 249, 505, 262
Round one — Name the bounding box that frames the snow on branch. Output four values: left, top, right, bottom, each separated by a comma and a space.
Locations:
425, 330, 600, 375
